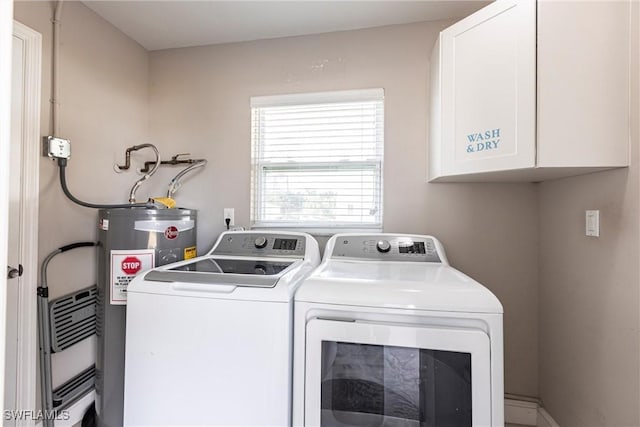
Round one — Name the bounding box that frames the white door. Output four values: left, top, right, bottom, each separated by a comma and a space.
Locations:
440, 0, 536, 175
0, 0, 13, 421
4, 21, 41, 424
304, 319, 492, 427
4, 34, 25, 423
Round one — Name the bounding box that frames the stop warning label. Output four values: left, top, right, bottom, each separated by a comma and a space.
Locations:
121, 257, 142, 274
110, 249, 155, 305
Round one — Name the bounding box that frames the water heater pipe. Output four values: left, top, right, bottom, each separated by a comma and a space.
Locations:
128, 144, 161, 203
57, 158, 156, 209
166, 159, 207, 199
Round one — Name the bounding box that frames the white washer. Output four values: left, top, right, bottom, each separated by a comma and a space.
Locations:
293, 233, 503, 427
124, 230, 320, 426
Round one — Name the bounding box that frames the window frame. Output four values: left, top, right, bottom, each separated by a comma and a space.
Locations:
250, 88, 384, 234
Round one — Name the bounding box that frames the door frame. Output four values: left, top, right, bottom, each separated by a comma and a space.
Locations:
0, 0, 14, 418
11, 20, 41, 420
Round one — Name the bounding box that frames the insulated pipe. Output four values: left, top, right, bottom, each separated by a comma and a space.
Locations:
58, 158, 156, 209
166, 159, 207, 199
51, 0, 63, 136
127, 144, 161, 203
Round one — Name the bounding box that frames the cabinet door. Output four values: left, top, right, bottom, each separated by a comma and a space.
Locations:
440, 0, 536, 175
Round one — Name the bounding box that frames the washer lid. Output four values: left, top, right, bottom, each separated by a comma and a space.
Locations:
295, 261, 503, 314
144, 257, 298, 288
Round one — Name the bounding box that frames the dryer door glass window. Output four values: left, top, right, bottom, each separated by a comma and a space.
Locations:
320, 341, 471, 427
304, 319, 492, 426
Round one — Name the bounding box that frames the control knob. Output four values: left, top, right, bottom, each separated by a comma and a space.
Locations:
254, 236, 268, 249
376, 240, 391, 253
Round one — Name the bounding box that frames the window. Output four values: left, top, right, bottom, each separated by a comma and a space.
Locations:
251, 89, 384, 231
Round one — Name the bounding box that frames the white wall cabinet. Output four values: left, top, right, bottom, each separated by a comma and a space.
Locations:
429, 0, 631, 182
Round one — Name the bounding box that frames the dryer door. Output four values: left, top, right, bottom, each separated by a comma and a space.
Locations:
304, 319, 491, 427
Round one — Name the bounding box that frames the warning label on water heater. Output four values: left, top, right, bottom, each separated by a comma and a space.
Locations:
110, 249, 155, 305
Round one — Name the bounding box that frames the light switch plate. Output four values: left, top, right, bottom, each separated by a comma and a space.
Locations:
586, 210, 599, 237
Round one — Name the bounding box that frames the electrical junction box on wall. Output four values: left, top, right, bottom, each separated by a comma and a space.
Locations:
43, 136, 71, 159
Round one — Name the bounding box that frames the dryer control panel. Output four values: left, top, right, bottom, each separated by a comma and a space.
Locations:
211, 232, 307, 258
329, 234, 444, 263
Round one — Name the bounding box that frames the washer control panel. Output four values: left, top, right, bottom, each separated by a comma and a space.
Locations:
212, 233, 306, 258
330, 235, 442, 263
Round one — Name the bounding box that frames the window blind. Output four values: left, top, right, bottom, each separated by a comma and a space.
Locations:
251, 89, 384, 230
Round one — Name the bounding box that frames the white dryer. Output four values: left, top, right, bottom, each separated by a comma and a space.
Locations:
292, 234, 503, 427
124, 230, 320, 426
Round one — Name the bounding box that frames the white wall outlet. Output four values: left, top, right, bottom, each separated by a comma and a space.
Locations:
586, 210, 600, 237
224, 208, 235, 227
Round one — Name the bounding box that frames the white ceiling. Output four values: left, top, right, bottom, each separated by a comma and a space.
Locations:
82, 1, 489, 51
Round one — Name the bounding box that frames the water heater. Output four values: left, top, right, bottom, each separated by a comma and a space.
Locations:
95, 207, 197, 427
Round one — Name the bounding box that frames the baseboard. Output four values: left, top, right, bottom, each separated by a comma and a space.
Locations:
537, 407, 561, 427
505, 397, 560, 427
505, 398, 538, 425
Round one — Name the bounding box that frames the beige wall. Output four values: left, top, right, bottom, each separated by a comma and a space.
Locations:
15, 0, 540, 400
12, 0, 640, 422
14, 0, 149, 388
538, 2, 640, 426
148, 21, 540, 396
